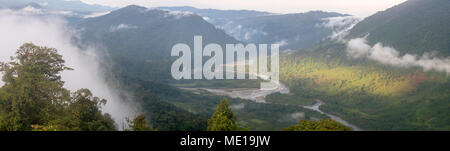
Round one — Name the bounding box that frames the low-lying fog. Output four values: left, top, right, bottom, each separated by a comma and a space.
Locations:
0, 9, 138, 129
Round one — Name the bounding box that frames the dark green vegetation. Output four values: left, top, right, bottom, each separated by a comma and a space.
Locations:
171, 79, 263, 89
275, 52, 450, 130
122, 74, 327, 130
0, 44, 348, 131
0, 43, 115, 131
127, 114, 153, 131
271, 0, 450, 130
60, 0, 449, 131
69, 5, 332, 131
207, 99, 243, 131
73, 5, 238, 81
284, 119, 352, 131
206, 99, 348, 131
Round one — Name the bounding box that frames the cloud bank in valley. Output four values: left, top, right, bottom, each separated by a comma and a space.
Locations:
0, 9, 138, 128
319, 16, 361, 41
346, 37, 450, 73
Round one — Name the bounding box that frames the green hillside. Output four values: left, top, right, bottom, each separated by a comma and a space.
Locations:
73, 5, 238, 81
277, 52, 450, 130
347, 0, 450, 55
275, 0, 450, 130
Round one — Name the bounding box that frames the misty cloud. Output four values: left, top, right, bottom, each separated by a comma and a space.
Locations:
18, 5, 75, 16
84, 11, 110, 18
275, 40, 288, 47
166, 10, 195, 19
0, 9, 138, 128
110, 24, 138, 32
157, 9, 196, 19
346, 37, 450, 73
290, 112, 305, 120
319, 16, 361, 41
224, 24, 267, 42
202, 16, 211, 21
230, 103, 245, 110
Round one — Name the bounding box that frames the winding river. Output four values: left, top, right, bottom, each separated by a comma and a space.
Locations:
180, 81, 363, 131
181, 63, 362, 130
302, 100, 363, 131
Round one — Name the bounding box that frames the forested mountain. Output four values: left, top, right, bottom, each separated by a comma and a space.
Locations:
70, 5, 324, 131
160, 6, 358, 50
346, 0, 450, 55
2, 0, 448, 131
276, 0, 450, 130
73, 5, 238, 80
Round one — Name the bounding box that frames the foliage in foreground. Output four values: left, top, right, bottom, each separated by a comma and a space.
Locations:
283, 119, 353, 131
207, 99, 245, 131
0, 43, 116, 131
127, 114, 153, 131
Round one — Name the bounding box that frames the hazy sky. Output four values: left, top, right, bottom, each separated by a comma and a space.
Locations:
81, 0, 407, 17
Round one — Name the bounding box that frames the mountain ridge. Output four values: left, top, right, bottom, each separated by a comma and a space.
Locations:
346, 0, 450, 56
73, 4, 239, 80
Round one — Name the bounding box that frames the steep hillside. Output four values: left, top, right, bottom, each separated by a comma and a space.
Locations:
73, 5, 238, 80
276, 0, 450, 130
347, 0, 450, 55
71, 5, 321, 131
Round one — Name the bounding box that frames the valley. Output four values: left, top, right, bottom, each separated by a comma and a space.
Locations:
0, 0, 449, 131
69, 0, 450, 131
179, 82, 362, 131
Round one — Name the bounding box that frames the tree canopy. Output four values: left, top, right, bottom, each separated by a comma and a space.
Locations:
0, 43, 116, 131
283, 119, 353, 131
127, 114, 152, 131
207, 99, 244, 131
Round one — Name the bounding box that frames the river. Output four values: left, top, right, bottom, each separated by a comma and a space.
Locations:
302, 100, 363, 131
179, 81, 363, 131
181, 63, 362, 130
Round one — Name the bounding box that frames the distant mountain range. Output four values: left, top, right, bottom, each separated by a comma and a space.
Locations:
0, 0, 114, 12
157, 6, 272, 22
1, 1, 360, 52
160, 6, 358, 50
0, 0, 116, 23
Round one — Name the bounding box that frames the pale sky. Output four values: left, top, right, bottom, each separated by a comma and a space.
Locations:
81, 0, 407, 17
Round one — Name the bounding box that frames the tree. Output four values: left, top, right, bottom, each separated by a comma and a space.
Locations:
283, 119, 353, 131
207, 99, 242, 131
62, 89, 116, 131
127, 114, 152, 131
0, 43, 71, 130
0, 43, 116, 131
